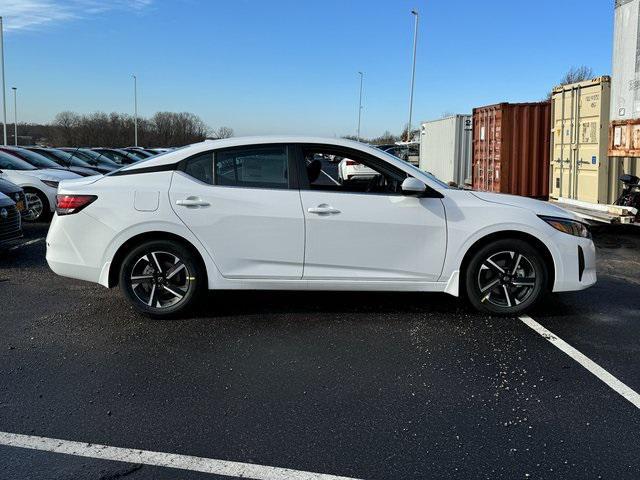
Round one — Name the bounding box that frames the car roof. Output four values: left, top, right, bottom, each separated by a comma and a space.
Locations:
117, 135, 443, 190
122, 136, 395, 169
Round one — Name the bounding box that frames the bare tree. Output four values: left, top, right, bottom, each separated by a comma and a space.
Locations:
210, 126, 234, 139
546, 65, 594, 99
559, 65, 594, 85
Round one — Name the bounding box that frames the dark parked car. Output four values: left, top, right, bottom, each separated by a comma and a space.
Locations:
1, 147, 100, 178
0, 192, 23, 248
22, 147, 104, 176
57, 148, 120, 172
123, 147, 154, 158
0, 177, 27, 217
91, 148, 145, 165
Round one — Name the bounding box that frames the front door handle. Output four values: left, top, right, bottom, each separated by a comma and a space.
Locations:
176, 197, 210, 208
308, 204, 340, 215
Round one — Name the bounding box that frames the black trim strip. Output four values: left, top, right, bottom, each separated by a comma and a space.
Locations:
109, 163, 178, 177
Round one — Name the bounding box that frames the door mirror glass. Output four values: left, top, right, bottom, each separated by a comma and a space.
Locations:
401, 177, 426, 195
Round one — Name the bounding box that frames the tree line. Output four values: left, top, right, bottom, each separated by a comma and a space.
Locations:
12, 111, 233, 148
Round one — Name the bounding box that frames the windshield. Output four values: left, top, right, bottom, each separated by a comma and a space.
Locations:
5, 148, 60, 169
0, 151, 37, 170
376, 149, 450, 189
58, 149, 100, 168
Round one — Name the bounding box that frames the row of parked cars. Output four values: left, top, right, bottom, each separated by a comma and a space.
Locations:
0, 146, 172, 249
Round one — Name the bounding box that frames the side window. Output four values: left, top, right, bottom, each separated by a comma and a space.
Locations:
214, 146, 288, 189
302, 148, 404, 195
184, 152, 214, 185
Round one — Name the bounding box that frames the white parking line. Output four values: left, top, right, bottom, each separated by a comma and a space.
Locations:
8, 237, 45, 251
519, 315, 640, 409
0, 431, 362, 480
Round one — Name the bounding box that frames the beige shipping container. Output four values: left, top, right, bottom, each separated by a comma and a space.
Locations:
550, 77, 613, 204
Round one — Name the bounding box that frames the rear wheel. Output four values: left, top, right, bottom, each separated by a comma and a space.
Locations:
119, 240, 203, 318
465, 239, 547, 315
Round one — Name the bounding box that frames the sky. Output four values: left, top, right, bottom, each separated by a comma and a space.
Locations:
1, 0, 615, 138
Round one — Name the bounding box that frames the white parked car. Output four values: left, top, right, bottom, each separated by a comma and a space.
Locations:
46, 136, 596, 318
0, 151, 81, 221
338, 157, 377, 183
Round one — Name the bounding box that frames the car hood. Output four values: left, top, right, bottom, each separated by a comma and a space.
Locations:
19, 169, 81, 182
0, 192, 14, 207
470, 191, 579, 220
59, 174, 104, 189
0, 177, 21, 194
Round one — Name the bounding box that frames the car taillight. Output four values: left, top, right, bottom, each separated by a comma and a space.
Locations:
56, 194, 97, 216
346, 160, 358, 166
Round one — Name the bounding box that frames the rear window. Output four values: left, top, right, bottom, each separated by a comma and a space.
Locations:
214, 146, 289, 189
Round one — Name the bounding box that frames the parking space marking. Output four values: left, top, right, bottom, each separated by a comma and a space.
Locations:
520, 315, 640, 409
8, 237, 45, 251
0, 431, 362, 480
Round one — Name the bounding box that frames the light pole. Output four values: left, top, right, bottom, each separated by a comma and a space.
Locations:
0, 17, 7, 146
357, 71, 364, 141
11, 86, 16, 145
406, 9, 419, 142
132, 74, 138, 147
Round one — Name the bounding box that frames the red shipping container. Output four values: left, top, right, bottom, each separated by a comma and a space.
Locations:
472, 102, 551, 198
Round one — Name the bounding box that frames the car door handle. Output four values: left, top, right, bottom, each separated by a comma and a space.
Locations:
308, 204, 340, 215
176, 197, 210, 208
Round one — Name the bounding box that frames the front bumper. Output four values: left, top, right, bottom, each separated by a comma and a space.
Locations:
551, 235, 596, 292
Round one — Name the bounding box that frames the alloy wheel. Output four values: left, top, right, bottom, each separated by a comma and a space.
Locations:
25, 192, 43, 221
476, 250, 537, 309
129, 251, 191, 309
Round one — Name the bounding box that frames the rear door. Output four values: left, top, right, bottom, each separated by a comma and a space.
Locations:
169, 144, 305, 279
297, 145, 447, 281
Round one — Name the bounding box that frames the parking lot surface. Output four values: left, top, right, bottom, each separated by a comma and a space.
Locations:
1, 223, 639, 479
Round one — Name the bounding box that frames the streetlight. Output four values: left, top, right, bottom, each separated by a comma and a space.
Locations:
11, 87, 16, 145
132, 74, 138, 147
357, 71, 364, 141
406, 9, 419, 142
0, 17, 7, 146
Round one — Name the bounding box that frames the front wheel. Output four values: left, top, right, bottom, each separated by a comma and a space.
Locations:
119, 240, 203, 318
465, 239, 548, 315
24, 189, 51, 222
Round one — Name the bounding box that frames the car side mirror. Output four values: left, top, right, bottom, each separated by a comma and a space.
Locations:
401, 177, 427, 196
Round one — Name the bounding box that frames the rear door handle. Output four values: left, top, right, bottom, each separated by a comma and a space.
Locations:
308, 204, 340, 215
176, 197, 210, 208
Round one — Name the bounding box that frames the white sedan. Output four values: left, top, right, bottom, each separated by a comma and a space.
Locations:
0, 151, 81, 221
46, 136, 596, 317
338, 157, 377, 183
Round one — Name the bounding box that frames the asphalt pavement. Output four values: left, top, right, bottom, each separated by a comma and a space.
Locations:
0, 222, 639, 480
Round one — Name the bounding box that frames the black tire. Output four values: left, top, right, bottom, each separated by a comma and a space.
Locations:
119, 239, 204, 318
24, 189, 51, 222
464, 239, 548, 315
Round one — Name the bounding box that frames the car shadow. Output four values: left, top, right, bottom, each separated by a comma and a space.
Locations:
193, 289, 471, 318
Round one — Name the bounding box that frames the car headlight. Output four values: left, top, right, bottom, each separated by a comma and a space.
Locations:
539, 215, 591, 238
41, 180, 59, 189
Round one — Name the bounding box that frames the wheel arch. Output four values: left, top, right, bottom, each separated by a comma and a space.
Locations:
107, 231, 209, 288
458, 230, 556, 292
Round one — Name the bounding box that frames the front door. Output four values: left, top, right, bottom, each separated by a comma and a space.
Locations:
297, 145, 447, 281
169, 145, 304, 279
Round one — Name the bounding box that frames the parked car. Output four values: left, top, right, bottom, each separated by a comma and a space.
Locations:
3, 147, 100, 177
0, 177, 27, 217
0, 192, 22, 248
0, 151, 80, 222
338, 157, 377, 183
381, 143, 420, 165
57, 148, 120, 172
46, 137, 596, 318
91, 148, 145, 165
123, 147, 154, 158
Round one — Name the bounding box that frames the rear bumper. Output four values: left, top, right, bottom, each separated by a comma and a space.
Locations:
46, 211, 114, 284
